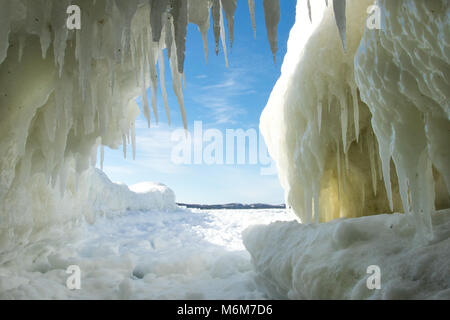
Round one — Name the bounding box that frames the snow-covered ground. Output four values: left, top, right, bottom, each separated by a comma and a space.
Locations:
0, 208, 294, 299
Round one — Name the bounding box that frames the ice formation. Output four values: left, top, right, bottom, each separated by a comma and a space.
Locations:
245, 0, 450, 300
354, 0, 450, 239
0, 0, 449, 300
243, 209, 450, 299
260, 0, 450, 240
0, 208, 293, 299
90, 169, 177, 215
0, 0, 282, 259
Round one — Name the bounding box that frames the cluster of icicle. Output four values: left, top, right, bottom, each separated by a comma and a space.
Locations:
0, 0, 287, 256
260, 0, 449, 241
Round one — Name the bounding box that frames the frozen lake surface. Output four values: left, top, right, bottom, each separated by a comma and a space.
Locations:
0, 208, 295, 299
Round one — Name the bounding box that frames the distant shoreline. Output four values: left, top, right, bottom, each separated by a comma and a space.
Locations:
177, 203, 286, 210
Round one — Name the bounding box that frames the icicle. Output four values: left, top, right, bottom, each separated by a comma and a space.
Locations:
313, 181, 320, 223
351, 85, 359, 142
362, 183, 366, 212
188, 0, 211, 64
307, 0, 312, 22
336, 141, 342, 202
344, 148, 349, 173
263, 0, 280, 63
368, 133, 378, 196
248, 0, 256, 39
219, 3, 229, 68
170, 0, 188, 73
304, 189, 312, 224
340, 97, 348, 152
379, 141, 394, 211
165, 16, 173, 59
397, 167, 410, 215
108, 58, 115, 96
212, 0, 221, 56
150, 0, 169, 42
147, 30, 159, 124
122, 135, 127, 159
221, 0, 237, 53
411, 152, 434, 240
140, 37, 151, 127
201, 30, 209, 63
318, 101, 322, 133
131, 121, 136, 160
376, 145, 383, 181
100, 145, 105, 171
51, 0, 69, 77
158, 49, 171, 125
167, 20, 188, 129
333, 0, 347, 51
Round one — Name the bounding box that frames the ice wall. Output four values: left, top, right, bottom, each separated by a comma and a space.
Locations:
0, 0, 282, 257
354, 0, 450, 239
243, 209, 450, 299
260, 0, 449, 239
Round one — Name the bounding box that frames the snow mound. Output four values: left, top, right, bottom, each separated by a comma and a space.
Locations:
0, 167, 177, 266
243, 209, 450, 300
0, 209, 293, 299
90, 169, 178, 215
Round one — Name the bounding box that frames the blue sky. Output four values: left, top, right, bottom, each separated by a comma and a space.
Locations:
102, 2, 296, 204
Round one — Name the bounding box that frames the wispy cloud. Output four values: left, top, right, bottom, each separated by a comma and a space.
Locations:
191, 68, 255, 125
105, 123, 191, 176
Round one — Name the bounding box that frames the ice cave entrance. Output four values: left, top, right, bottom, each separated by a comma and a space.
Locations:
0, 0, 448, 300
